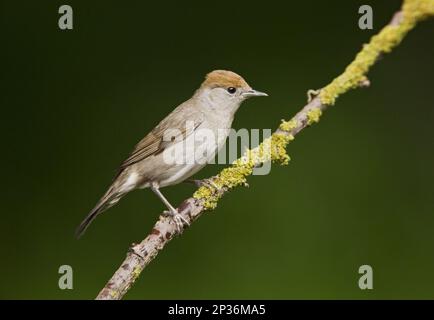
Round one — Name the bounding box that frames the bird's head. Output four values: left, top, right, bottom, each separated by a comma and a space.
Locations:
194, 70, 267, 115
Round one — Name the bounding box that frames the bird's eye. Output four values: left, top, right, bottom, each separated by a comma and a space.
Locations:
227, 87, 236, 94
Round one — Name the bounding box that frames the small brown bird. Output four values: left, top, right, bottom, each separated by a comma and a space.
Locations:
76, 70, 267, 237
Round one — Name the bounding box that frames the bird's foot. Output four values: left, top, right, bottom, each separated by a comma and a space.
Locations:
163, 209, 190, 233
191, 177, 220, 190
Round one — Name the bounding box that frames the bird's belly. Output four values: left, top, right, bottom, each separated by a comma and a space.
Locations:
136, 123, 230, 188
158, 163, 206, 187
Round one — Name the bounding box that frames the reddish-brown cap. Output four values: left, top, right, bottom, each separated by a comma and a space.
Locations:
201, 70, 251, 90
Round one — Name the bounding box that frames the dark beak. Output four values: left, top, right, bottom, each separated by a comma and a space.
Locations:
243, 89, 268, 98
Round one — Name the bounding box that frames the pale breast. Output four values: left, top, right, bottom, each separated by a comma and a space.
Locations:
129, 113, 234, 188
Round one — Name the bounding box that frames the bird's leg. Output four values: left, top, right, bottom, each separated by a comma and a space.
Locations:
185, 176, 220, 190
150, 183, 189, 233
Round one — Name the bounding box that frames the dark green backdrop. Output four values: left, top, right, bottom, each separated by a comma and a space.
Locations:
1, 0, 433, 299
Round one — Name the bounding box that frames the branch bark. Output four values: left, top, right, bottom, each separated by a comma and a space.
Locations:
96, 0, 433, 300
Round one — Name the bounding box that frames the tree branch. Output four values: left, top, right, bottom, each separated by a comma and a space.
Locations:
96, 0, 434, 300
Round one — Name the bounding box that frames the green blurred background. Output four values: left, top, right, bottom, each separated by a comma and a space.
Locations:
1, 0, 433, 299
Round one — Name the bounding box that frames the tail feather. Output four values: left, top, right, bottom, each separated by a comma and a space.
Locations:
75, 187, 119, 238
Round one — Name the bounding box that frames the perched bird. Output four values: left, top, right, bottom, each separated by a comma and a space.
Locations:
76, 70, 267, 237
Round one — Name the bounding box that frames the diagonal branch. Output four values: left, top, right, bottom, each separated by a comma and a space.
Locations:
96, 0, 434, 300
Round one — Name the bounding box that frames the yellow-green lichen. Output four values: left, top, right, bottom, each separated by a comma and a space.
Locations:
109, 290, 119, 299
279, 119, 298, 132
307, 108, 322, 125
319, 0, 434, 106
307, 89, 321, 102
132, 266, 142, 281
194, 0, 434, 211
270, 133, 293, 165
193, 131, 294, 209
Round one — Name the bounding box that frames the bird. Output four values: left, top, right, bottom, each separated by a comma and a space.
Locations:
76, 70, 268, 238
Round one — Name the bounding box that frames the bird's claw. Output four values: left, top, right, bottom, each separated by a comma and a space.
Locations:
193, 177, 220, 190
163, 210, 190, 233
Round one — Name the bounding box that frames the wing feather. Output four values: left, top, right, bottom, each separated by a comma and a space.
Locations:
119, 103, 203, 169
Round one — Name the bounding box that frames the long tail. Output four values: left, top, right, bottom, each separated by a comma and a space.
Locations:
75, 186, 120, 238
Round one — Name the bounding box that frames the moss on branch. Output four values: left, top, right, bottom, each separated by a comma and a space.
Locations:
320, 0, 434, 106
193, 0, 434, 211
98, 0, 434, 301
